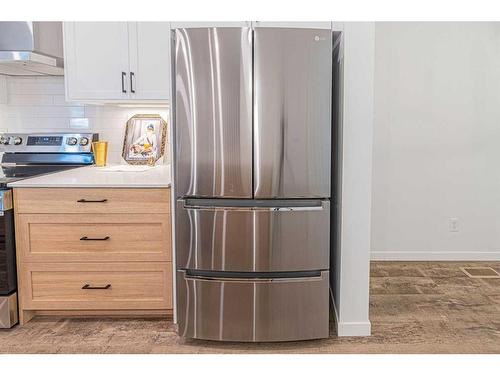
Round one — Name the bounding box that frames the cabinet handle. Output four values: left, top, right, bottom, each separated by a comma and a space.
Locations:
77, 198, 108, 203
80, 236, 110, 241
121, 72, 127, 93
130, 71, 135, 93
82, 284, 111, 290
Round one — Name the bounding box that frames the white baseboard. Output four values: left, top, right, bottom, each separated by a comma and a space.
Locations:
371, 251, 500, 261
336, 321, 372, 337
330, 291, 372, 337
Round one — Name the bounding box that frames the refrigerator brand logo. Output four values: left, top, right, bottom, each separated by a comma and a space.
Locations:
314, 35, 325, 41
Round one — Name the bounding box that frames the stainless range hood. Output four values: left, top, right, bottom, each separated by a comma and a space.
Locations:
0, 22, 64, 76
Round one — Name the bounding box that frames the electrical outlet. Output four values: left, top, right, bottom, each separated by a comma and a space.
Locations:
449, 218, 459, 232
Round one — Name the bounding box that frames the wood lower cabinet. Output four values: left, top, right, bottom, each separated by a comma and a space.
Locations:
19, 262, 172, 310
15, 214, 171, 262
13, 187, 170, 214
14, 187, 173, 324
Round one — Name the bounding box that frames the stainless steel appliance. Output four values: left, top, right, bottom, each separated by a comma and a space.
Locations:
0, 190, 16, 328
0, 132, 97, 328
173, 27, 332, 342
0, 22, 64, 76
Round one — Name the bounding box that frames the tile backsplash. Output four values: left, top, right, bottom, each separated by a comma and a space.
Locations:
0, 76, 169, 164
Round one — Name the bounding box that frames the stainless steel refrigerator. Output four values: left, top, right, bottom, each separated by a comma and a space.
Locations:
173, 26, 332, 342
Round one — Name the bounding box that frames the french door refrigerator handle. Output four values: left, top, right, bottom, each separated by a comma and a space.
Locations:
182, 199, 327, 212
183, 206, 325, 212
184, 275, 323, 283
182, 270, 325, 283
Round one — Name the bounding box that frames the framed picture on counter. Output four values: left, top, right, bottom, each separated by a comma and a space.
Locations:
122, 114, 167, 165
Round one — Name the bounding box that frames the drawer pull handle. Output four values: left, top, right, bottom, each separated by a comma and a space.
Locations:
82, 284, 111, 290
80, 236, 110, 241
77, 199, 108, 203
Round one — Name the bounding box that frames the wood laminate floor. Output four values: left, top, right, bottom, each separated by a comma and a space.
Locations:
1, 261, 499, 354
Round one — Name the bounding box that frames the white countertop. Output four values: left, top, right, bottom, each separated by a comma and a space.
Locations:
8, 164, 171, 188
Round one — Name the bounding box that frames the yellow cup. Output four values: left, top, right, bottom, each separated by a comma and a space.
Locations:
91, 141, 108, 167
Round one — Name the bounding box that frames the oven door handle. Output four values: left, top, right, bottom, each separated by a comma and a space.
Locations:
1, 163, 79, 167
0, 162, 17, 168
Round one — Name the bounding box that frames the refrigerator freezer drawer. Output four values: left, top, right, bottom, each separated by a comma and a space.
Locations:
174, 27, 253, 198
176, 199, 330, 272
177, 270, 329, 341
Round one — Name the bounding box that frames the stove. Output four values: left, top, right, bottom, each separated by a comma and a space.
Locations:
0, 132, 98, 187
0, 132, 98, 328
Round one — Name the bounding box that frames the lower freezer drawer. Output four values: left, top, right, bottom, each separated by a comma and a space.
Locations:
177, 270, 329, 342
176, 199, 330, 272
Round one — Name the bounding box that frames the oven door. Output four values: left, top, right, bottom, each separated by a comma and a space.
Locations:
0, 189, 16, 296
175, 198, 330, 272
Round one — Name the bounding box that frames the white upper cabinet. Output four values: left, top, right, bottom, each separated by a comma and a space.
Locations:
64, 22, 130, 101
128, 22, 171, 101
63, 22, 170, 103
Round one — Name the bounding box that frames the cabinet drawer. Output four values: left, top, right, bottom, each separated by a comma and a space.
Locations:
16, 214, 171, 262
19, 262, 172, 310
14, 188, 170, 214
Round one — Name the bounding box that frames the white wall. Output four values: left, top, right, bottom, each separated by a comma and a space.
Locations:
0, 76, 6, 104
0, 76, 169, 164
332, 22, 374, 337
0, 76, 7, 130
371, 22, 500, 260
